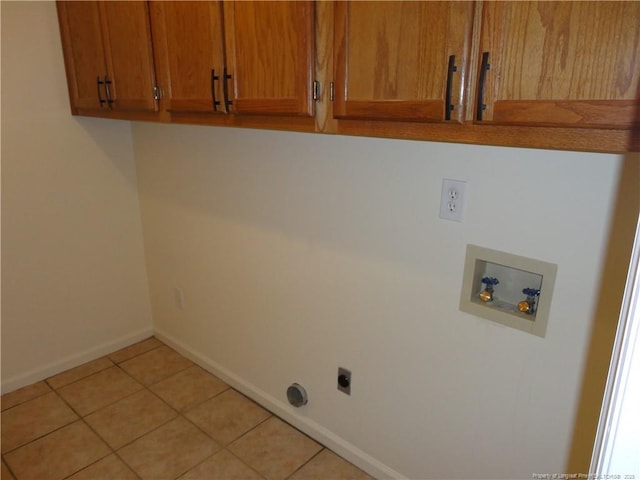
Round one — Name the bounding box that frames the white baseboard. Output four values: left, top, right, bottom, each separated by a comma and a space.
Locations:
1, 327, 154, 394
154, 329, 407, 480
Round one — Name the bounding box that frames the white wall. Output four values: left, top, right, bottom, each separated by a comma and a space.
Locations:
133, 122, 625, 479
2, 1, 633, 477
1, 2, 152, 391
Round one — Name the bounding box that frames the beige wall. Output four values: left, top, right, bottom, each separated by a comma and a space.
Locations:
133, 123, 628, 479
1, 2, 152, 391
2, 1, 637, 478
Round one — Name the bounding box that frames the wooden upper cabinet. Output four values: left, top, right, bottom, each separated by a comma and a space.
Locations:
224, 1, 315, 117
57, 1, 109, 112
151, 1, 315, 118
57, 1, 158, 115
333, 1, 474, 123
151, 1, 226, 114
477, 1, 640, 128
55, 1, 637, 150
99, 2, 158, 112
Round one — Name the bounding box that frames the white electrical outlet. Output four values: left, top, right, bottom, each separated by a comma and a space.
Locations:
439, 179, 467, 222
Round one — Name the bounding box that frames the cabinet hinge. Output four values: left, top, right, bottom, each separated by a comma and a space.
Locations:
153, 86, 162, 101
329, 81, 335, 102
313, 80, 320, 101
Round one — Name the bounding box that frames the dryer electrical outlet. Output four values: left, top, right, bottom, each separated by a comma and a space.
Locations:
337, 367, 351, 395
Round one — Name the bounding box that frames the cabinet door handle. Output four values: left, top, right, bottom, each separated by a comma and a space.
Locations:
222, 67, 233, 113
97, 76, 106, 107
210, 69, 221, 112
476, 52, 490, 121
104, 75, 114, 109
313, 80, 320, 101
445, 55, 457, 121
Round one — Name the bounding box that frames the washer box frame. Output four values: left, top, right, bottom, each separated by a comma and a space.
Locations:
459, 244, 558, 338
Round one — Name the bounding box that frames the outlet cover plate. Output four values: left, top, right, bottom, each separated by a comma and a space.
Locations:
439, 179, 466, 222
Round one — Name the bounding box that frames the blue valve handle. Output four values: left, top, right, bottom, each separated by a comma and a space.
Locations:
522, 288, 540, 297
481, 277, 499, 286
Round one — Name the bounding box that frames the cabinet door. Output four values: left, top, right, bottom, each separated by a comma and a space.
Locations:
333, 1, 474, 123
151, 1, 226, 114
477, 1, 640, 128
100, 1, 158, 112
224, 1, 315, 117
57, 1, 109, 112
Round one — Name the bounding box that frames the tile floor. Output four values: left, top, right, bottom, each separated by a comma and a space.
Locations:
1, 337, 374, 480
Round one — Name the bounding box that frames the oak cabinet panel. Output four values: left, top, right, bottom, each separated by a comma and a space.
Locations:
152, 1, 226, 114
99, 2, 158, 113
477, 1, 640, 128
152, 1, 315, 118
55, 0, 639, 151
224, 1, 315, 116
56, 1, 108, 112
57, 1, 158, 115
333, 1, 474, 123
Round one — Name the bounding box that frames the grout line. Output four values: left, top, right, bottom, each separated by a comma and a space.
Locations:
118, 346, 195, 388
1, 395, 80, 456
52, 374, 144, 419
108, 338, 164, 365
100, 404, 179, 452
111, 450, 144, 480
179, 383, 232, 415
224, 447, 270, 479
178, 404, 225, 446
283, 447, 326, 480
225, 410, 275, 448
58, 438, 113, 480
177, 385, 272, 449
45, 357, 116, 391
140, 380, 180, 413
2, 456, 19, 480
51, 362, 118, 393
0, 383, 53, 413
168, 448, 220, 480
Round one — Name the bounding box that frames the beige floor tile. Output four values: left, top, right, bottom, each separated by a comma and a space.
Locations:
289, 449, 374, 480
2, 460, 16, 480
229, 417, 322, 480
108, 337, 163, 364
0, 339, 369, 480
150, 365, 228, 411
1, 381, 51, 411
118, 416, 220, 480
185, 389, 271, 445
67, 454, 138, 480
1, 392, 78, 453
85, 389, 177, 449
57, 367, 143, 416
119, 345, 193, 386
4, 421, 110, 480
179, 449, 264, 480
46, 357, 114, 390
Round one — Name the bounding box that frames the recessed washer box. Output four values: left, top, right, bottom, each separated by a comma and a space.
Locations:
460, 244, 557, 338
